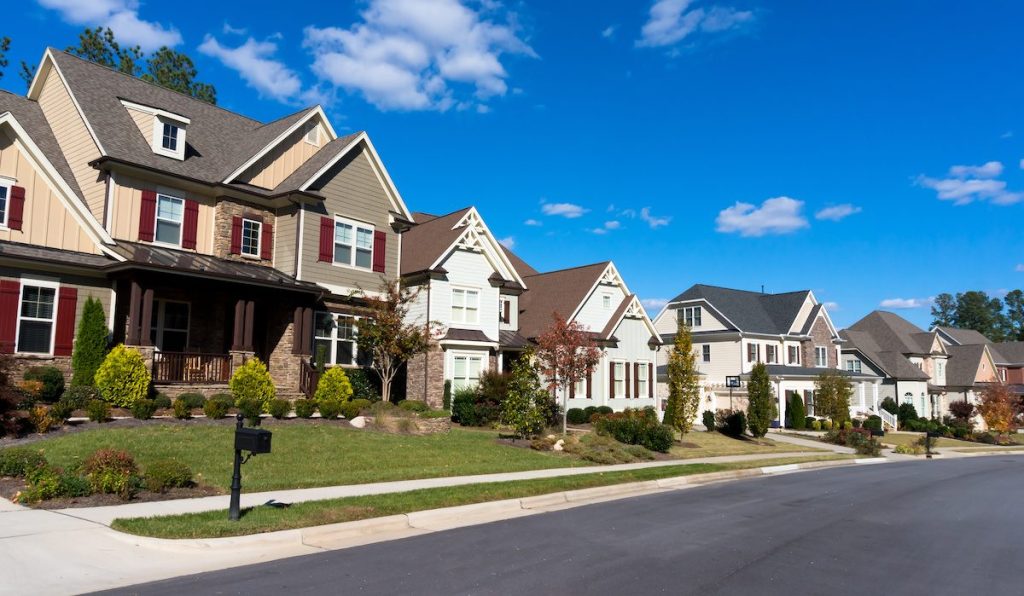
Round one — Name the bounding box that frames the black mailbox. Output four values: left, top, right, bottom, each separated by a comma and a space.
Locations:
235, 427, 272, 454
926, 431, 941, 439
870, 428, 885, 437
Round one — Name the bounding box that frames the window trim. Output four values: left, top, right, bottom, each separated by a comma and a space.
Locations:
814, 346, 828, 368
240, 218, 263, 258
15, 278, 60, 356
313, 311, 365, 367
846, 359, 862, 373
150, 116, 187, 160
679, 306, 702, 327
451, 286, 481, 326
612, 360, 626, 398
636, 361, 650, 398
152, 193, 185, 248
331, 215, 375, 271
788, 345, 801, 365
765, 344, 777, 364
0, 179, 11, 229
150, 299, 190, 352
450, 351, 485, 391
602, 293, 612, 309
702, 344, 711, 363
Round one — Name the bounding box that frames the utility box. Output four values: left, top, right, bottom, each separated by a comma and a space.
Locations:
235, 427, 272, 454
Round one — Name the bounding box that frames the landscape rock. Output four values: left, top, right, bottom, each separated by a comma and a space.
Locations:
553, 439, 565, 452
349, 416, 367, 429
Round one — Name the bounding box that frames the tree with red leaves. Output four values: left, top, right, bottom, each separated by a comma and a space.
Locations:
535, 313, 602, 434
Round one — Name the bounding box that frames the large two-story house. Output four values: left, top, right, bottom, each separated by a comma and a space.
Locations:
0, 48, 412, 395
653, 285, 883, 426
933, 326, 1012, 402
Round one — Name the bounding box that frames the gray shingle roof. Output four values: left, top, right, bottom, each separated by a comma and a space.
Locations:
762, 364, 881, 379
669, 284, 812, 335
0, 240, 113, 268
400, 208, 473, 275
518, 262, 611, 339
991, 342, 1024, 365
840, 328, 930, 381
935, 326, 992, 346
0, 89, 84, 202
944, 344, 987, 388
847, 311, 939, 355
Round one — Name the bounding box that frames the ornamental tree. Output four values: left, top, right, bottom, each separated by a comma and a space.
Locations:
500, 349, 547, 440
535, 312, 601, 434
664, 322, 701, 437
746, 362, 775, 438
978, 383, 1018, 434
814, 370, 853, 426
356, 281, 441, 404
71, 297, 108, 387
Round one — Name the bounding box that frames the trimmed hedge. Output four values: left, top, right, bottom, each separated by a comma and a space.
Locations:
268, 398, 291, 420
144, 459, 193, 493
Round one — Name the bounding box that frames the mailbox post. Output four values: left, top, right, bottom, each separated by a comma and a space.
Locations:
229, 413, 273, 521
726, 376, 741, 411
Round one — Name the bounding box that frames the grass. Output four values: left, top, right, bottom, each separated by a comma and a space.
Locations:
878, 432, 979, 449
111, 454, 853, 539
669, 430, 825, 458
20, 423, 588, 492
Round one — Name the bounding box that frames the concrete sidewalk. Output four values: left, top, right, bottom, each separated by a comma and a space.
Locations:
768, 430, 856, 454
53, 450, 829, 525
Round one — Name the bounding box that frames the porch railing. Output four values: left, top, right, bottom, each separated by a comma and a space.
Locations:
153, 352, 232, 384
876, 408, 898, 431
299, 360, 320, 398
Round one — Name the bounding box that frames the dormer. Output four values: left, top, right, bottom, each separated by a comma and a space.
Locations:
120, 99, 190, 161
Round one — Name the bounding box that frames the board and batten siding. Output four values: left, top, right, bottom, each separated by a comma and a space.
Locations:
238, 122, 328, 190
108, 174, 214, 254
430, 248, 501, 340
573, 281, 626, 332
274, 204, 299, 276
0, 129, 98, 254
35, 66, 106, 224
298, 147, 399, 290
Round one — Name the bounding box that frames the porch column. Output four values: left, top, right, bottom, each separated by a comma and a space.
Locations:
776, 379, 785, 428
232, 300, 245, 351
140, 288, 154, 346
126, 281, 142, 345
872, 382, 879, 411
301, 307, 313, 355
243, 300, 255, 352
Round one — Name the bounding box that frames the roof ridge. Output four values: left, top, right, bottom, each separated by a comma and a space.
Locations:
50, 48, 264, 125
524, 260, 610, 278
256, 106, 316, 129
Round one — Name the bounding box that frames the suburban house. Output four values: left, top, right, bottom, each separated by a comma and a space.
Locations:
0, 48, 413, 396
653, 285, 883, 426
934, 326, 1018, 398
400, 207, 530, 407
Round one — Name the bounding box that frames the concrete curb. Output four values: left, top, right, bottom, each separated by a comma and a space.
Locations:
114, 457, 887, 553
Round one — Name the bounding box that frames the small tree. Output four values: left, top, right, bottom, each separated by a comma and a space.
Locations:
664, 322, 701, 437
71, 297, 108, 387
535, 313, 601, 435
500, 350, 546, 440
978, 383, 1018, 434
746, 363, 775, 437
356, 281, 440, 404
788, 392, 806, 429
230, 357, 276, 412
814, 370, 852, 427
94, 345, 150, 408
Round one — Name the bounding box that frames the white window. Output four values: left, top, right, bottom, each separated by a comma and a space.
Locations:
613, 361, 626, 397
161, 122, 179, 152
0, 182, 9, 227
573, 377, 587, 398
452, 288, 480, 325
679, 306, 702, 327
815, 346, 828, 367
637, 362, 649, 397
149, 300, 189, 352
846, 359, 862, 373
151, 116, 187, 160
305, 125, 320, 146
154, 194, 184, 246
499, 297, 512, 324
766, 345, 777, 364
936, 361, 945, 379
602, 294, 611, 308
313, 312, 368, 366
788, 345, 801, 365
333, 217, 374, 269
747, 343, 760, 363
702, 344, 711, 363
241, 218, 262, 257
452, 354, 483, 390
17, 282, 57, 354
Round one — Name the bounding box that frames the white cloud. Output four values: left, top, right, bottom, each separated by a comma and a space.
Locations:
223, 22, 248, 35
198, 36, 304, 102
948, 161, 1003, 178
917, 160, 1024, 205
37, 0, 182, 51
715, 196, 809, 237
637, 0, 753, 48
1002, 131, 1014, 139
591, 228, 608, 235
541, 202, 588, 218
1020, 158, 1024, 170
604, 220, 621, 230
815, 203, 862, 221
880, 297, 933, 309
601, 25, 617, 38
822, 301, 840, 311
497, 235, 515, 249
1015, 264, 1024, 272
303, 0, 536, 112
641, 298, 669, 312
640, 207, 671, 228
523, 218, 542, 226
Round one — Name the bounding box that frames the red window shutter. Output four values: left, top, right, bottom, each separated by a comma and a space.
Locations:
633, 363, 639, 398
372, 230, 387, 273
0, 280, 19, 353
182, 199, 199, 249
569, 379, 575, 399
648, 364, 654, 398
586, 371, 592, 399
54, 287, 78, 356
8, 186, 26, 231
261, 222, 274, 260
318, 217, 334, 262
230, 216, 242, 254
139, 190, 157, 242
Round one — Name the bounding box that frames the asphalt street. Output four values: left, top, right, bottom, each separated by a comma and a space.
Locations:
102, 457, 1024, 595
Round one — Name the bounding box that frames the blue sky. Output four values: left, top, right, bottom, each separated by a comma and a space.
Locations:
5, 0, 1024, 328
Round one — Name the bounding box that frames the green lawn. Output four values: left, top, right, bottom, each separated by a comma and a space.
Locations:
878, 432, 978, 449
112, 454, 852, 539
669, 430, 824, 458
24, 423, 588, 492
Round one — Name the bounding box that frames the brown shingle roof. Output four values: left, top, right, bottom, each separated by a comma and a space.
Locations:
518, 262, 610, 339
400, 208, 473, 275
272, 132, 364, 193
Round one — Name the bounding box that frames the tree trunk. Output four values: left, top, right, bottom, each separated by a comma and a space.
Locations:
562, 389, 568, 435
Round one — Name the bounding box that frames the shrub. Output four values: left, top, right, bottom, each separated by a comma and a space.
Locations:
852, 418, 862, 429
811, 420, 822, 431
268, 398, 291, 419
71, 297, 108, 387
318, 398, 342, 420
23, 366, 65, 403
721, 411, 746, 438
894, 442, 925, 455
50, 399, 75, 422
20, 465, 90, 502
176, 393, 207, 410
822, 419, 833, 431
789, 394, 806, 430
824, 427, 882, 456
583, 406, 598, 422
702, 410, 716, 431
593, 407, 674, 453
95, 345, 151, 407
863, 415, 882, 432
230, 357, 275, 411
293, 399, 317, 419
236, 397, 263, 426
442, 380, 452, 410
314, 367, 354, 403
172, 398, 192, 420
346, 367, 381, 402
595, 406, 613, 415
130, 399, 157, 420
567, 408, 588, 425
144, 459, 193, 493
0, 447, 47, 477
203, 395, 232, 419
949, 400, 976, 422
897, 403, 919, 426
843, 421, 853, 430
341, 398, 371, 420
398, 399, 429, 413
29, 405, 58, 434
62, 386, 100, 410
86, 399, 110, 423
562, 433, 658, 464
153, 394, 172, 409
880, 397, 898, 415
82, 449, 140, 499
805, 416, 816, 429
644, 425, 676, 453
451, 387, 485, 426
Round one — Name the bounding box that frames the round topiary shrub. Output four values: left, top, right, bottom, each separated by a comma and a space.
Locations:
130, 399, 157, 420
293, 399, 317, 419
314, 367, 353, 403
172, 397, 192, 420
566, 408, 587, 425
176, 393, 206, 410
236, 397, 263, 426
230, 358, 275, 412
144, 459, 193, 493
202, 396, 232, 420
268, 398, 291, 420
86, 399, 110, 423
153, 394, 172, 409
94, 345, 151, 408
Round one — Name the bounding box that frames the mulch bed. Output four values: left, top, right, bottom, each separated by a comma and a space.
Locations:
0, 476, 223, 509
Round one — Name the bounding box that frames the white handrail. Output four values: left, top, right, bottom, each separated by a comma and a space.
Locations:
876, 408, 897, 430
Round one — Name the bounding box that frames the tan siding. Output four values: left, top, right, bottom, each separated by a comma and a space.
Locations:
0, 130, 100, 254
238, 121, 326, 190
109, 174, 214, 254
299, 147, 398, 289
35, 66, 106, 223
275, 204, 299, 275
126, 107, 153, 145
0, 267, 112, 326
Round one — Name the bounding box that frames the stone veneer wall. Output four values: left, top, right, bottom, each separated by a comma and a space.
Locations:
801, 316, 838, 369
265, 303, 303, 393
213, 198, 276, 265
406, 345, 445, 408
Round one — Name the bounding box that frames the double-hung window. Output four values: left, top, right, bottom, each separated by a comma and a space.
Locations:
333, 218, 374, 269
702, 344, 711, 363
313, 312, 365, 366
573, 376, 587, 398
155, 194, 184, 245
815, 346, 828, 367
679, 306, 702, 327
613, 362, 625, 397
766, 345, 777, 364
452, 354, 483, 390
452, 288, 480, 325
788, 345, 801, 365
637, 362, 649, 397
846, 359, 862, 373
747, 343, 760, 363
0, 183, 8, 227
161, 122, 179, 152
241, 218, 261, 257
17, 283, 56, 354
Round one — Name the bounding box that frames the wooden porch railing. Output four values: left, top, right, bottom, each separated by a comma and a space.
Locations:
153, 352, 232, 384
299, 360, 320, 398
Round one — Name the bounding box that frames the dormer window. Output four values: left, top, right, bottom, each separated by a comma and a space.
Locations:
122, 100, 191, 161
161, 122, 180, 152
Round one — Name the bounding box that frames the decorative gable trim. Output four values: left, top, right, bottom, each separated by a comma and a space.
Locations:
567, 262, 629, 323
27, 49, 107, 156
428, 207, 527, 289
223, 106, 337, 183
602, 294, 660, 341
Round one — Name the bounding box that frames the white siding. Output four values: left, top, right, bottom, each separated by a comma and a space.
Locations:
429, 248, 500, 341
656, 304, 729, 334
565, 317, 658, 412
788, 295, 816, 334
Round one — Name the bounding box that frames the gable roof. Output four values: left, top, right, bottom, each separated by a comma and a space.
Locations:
401, 208, 473, 275
991, 342, 1024, 365
501, 246, 539, 277
0, 90, 84, 202
517, 262, 611, 339
847, 311, 941, 355
840, 328, 931, 381
944, 344, 991, 388
934, 326, 993, 347
668, 284, 813, 335
273, 132, 362, 193
599, 294, 660, 342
